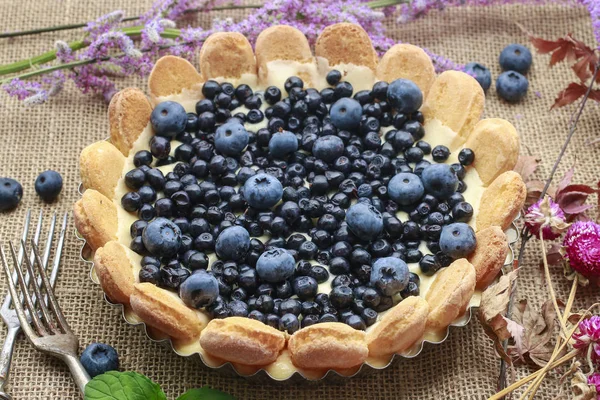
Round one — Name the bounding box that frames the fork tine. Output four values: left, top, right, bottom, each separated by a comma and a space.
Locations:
49, 212, 67, 287
0, 244, 37, 340
7, 242, 48, 336
16, 209, 32, 267
41, 213, 57, 274
2, 210, 31, 310
22, 240, 57, 333
31, 240, 71, 333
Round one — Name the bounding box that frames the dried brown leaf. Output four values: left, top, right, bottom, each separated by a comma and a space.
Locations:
513, 155, 541, 182
545, 243, 564, 266
509, 300, 562, 367
479, 270, 520, 362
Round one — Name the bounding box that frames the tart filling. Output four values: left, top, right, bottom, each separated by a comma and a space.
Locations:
76, 23, 526, 380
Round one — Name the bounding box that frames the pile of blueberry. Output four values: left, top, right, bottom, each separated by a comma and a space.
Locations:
465, 43, 532, 103
121, 72, 477, 333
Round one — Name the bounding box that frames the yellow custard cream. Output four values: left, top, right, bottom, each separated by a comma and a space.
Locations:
107, 67, 500, 379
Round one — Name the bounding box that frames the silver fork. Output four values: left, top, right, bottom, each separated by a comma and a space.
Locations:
0, 211, 66, 400
0, 213, 90, 398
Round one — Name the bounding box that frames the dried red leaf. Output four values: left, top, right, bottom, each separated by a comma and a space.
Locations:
572, 53, 598, 82
528, 35, 563, 54
552, 83, 588, 109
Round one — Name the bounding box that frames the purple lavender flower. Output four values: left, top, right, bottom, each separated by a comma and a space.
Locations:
583, 0, 600, 48
84, 10, 124, 39
524, 196, 568, 240
563, 221, 600, 279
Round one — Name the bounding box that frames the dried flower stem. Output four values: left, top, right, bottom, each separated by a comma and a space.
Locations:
540, 230, 568, 335
490, 350, 579, 399
492, 303, 600, 399
520, 276, 578, 399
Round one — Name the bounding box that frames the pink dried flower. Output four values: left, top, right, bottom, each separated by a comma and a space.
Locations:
574, 316, 600, 365
588, 373, 600, 398
525, 196, 568, 240
563, 221, 600, 279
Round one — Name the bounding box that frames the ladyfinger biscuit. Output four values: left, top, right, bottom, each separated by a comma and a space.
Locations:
476, 171, 526, 231
464, 118, 520, 186
255, 25, 316, 87
199, 32, 256, 81
94, 241, 135, 304
425, 258, 476, 331
423, 70, 484, 141
315, 23, 378, 72
468, 226, 508, 289
73, 189, 117, 251
130, 283, 204, 341
288, 322, 368, 369
376, 44, 436, 97
366, 296, 429, 357
108, 88, 153, 156
200, 317, 286, 366
148, 55, 203, 98
79, 141, 124, 199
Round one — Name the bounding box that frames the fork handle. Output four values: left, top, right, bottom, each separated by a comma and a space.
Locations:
0, 326, 19, 399
61, 354, 91, 397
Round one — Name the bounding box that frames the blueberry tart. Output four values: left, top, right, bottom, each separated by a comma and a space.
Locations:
74, 23, 526, 379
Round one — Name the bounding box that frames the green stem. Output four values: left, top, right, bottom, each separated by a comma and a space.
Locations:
0, 4, 261, 39
0, 40, 87, 76
0, 42, 191, 85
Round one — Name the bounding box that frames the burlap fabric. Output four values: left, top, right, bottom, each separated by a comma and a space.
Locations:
0, 1, 598, 398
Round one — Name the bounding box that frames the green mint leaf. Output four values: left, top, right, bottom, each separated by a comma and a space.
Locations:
176, 387, 236, 400
84, 371, 167, 400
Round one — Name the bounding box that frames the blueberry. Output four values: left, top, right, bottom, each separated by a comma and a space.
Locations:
421, 164, 459, 200
330, 98, 363, 131
215, 226, 250, 261
439, 222, 477, 258
370, 257, 409, 296
458, 148, 475, 166
279, 313, 300, 334
256, 247, 295, 283
326, 69, 342, 85
151, 101, 187, 138
268, 130, 298, 158
33, 170, 62, 202
312, 135, 344, 163
214, 121, 249, 156
179, 270, 219, 309
80, 343, 119, 378
330, 285, 353, 309
464, 62, 492, 92
292, 275, 318, 300
345, 203, 383, 241
386, 79, 423, 114
142, 217, 182, 257
150, 136, 171, 160
243, 173, 283, 209
387, 172, 424, 206
0, 178, 23, 212
496, 71, 529, 103
499, 44, 532, 75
